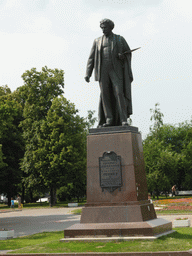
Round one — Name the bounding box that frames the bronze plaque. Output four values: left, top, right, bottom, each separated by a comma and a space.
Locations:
99, 151, 122, 192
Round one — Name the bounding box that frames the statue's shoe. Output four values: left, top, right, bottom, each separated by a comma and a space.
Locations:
102, 118, 114, 127
103, 122, 113, 127
122, 122, 128, 126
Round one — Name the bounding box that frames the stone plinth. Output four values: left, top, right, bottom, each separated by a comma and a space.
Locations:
64, 218, 172, 238
64, 127, 172, 239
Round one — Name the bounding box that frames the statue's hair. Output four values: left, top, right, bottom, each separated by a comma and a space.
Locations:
100, 19, 115, 30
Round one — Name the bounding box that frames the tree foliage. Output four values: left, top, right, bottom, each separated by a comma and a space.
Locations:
0, 85, 11, 97
0, 67, 90, 206
33, 96, 87, 205
14, 66, 88, 206
17, 67, 64, 203
85, 110, 97, 131
0, 144, 6, 169
150, 102, 164, 131
0, 87, 24, 205
144, 103, 192, 198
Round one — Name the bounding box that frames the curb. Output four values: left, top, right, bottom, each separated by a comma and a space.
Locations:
0, 251, 192, 255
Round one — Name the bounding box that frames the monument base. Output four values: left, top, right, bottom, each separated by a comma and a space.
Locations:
63, 218, 173, 240
80, 201, 156, 223
64, 127, 173, 240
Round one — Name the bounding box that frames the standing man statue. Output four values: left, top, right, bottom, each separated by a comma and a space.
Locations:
85, 18, 133, 127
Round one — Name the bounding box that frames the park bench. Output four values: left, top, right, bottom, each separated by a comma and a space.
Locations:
169, 191, 192, 196
177, 191, 192, 196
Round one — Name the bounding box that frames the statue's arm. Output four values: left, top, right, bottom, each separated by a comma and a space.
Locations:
85, 40, 96, 82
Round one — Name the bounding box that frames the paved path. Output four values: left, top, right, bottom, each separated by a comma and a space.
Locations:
0, 207, 192, 239
158, 214, 192, 227
0, 207, 78, 217
0, 207, 81, 238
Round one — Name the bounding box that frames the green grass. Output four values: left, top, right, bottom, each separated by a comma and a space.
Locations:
1, 228, 192, 253
71, 208, 82, 215
67, 208, 192, 216
156, 210, 192, 215
0, 200, 86, 210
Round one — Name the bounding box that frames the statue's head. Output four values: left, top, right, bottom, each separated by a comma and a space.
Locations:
100, 19, 114, 36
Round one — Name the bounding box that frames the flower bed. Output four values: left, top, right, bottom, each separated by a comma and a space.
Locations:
154, 198, 192, 211
155, 198, 192, 205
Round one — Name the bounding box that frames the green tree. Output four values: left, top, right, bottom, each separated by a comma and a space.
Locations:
0, 144, 6, 169
143, 137, 179, 198
19, 67, 64, 202
33, 96, 87, 206
0, 88, 24, 205
150, 102, 164, 131
85, 110, 97, 131
147, 171, 170, 199
143, 103, 192, 198
19, 67, 88, 205
0, 85, 11, 96
181, 127, 192, 189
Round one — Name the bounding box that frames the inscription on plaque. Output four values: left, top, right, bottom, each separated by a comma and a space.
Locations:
99, 151, 122, 192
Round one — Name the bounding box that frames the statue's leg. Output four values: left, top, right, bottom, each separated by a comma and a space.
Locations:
99, 71, 114, 125
109, 71, 128, 125
98, 94, 105, 127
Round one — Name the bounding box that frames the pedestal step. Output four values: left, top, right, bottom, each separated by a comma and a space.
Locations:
64, 218, 172, 238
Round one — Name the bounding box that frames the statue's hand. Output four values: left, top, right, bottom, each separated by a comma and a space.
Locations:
85, 76, 90, 83
118, 53, 125, 60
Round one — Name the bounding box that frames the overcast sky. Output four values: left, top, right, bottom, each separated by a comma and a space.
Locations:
0, 0, 192, 138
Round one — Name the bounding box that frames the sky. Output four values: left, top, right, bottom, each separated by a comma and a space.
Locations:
0, 0, 192, 138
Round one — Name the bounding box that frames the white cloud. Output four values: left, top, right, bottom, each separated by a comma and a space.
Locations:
25, 16, 52, 33
143, 22, 158, 36
0, 32, 69, 89
87, 13, 104, 32
166, 0, 192, 21
5, 0, 21, 9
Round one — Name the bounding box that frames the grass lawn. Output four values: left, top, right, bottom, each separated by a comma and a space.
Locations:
0, 228, 192, 253
71, 209, 192, 216
0, 200, 86, 210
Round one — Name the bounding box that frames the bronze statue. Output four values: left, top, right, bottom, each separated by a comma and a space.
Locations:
85, 19, 134, 127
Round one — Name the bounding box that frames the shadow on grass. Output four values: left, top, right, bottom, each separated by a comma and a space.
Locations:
158, 228, 192, 241
26, 233, 53, 240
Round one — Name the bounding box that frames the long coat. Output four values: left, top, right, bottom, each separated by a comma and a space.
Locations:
85, 33, 133, 125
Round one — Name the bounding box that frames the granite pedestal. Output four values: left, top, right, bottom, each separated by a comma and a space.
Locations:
64, 126, 173, 240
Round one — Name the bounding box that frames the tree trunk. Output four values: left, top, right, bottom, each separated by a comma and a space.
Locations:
22, 183, 25, 204
50, 186, 57, 207
155, 188, 159, 200
7, 195, 11, 207
29, 189, 33, 203
8, 169, 14, 207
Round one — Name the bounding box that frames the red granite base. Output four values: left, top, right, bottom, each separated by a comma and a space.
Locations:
64, 129, 173, 240
64, 218, 172, 238
81, 202, 156, 223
